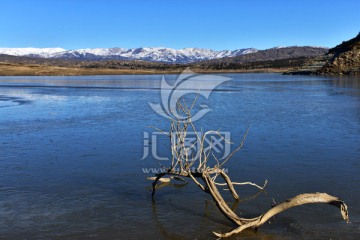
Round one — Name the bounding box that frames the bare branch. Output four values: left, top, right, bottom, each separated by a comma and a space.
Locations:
149, 96, 349, 238
215, 179, 268, 190
220, 125, 250, 167
214, 193, 349, 238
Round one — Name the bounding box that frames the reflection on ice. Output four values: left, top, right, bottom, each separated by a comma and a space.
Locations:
0, 95, 31, 108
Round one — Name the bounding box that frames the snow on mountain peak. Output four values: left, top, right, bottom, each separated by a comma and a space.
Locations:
0, 46, 258, 63
0, 47, 66, 58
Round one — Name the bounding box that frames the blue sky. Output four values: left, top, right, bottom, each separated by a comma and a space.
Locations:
0, 0, 359, 50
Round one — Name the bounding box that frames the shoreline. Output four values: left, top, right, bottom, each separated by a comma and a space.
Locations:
0, 62, 290, 76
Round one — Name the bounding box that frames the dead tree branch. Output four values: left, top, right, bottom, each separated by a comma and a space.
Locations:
148, 98, 349, 238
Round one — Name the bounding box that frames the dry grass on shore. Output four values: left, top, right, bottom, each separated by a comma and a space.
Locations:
0, 62, 290, 76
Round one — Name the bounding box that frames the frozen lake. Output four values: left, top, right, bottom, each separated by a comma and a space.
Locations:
0, 73, 359, 239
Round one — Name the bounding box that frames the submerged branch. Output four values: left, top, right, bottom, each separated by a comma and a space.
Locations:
214, 192, 349, 238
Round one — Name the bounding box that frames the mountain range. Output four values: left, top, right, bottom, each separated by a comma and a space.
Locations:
0, 45, 331, 76
0, 47, 258, 63
2, 34, 359, 76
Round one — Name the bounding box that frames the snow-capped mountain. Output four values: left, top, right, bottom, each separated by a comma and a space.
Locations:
0, 47, 66, 58
0, 47, 258, 63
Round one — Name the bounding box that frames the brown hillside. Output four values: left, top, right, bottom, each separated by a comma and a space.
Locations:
319, 33, 360, 75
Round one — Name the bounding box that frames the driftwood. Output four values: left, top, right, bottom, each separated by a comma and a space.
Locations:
149, 99, 349, 238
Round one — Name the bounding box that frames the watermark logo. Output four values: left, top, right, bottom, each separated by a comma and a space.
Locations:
148, 68, 231, 122
141, 131, 231, 161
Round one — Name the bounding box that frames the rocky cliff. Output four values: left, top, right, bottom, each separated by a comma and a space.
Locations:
319, 33, 360, 74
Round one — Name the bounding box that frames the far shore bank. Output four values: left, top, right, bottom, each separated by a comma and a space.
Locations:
0, 62, 290, 76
